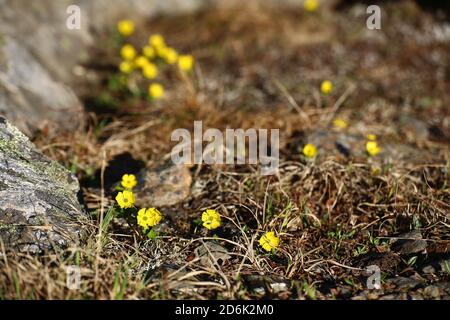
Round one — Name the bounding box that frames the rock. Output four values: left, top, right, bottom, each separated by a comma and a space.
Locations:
242, 275, 291, 296
380, 293, 408, 300
422, 265, 436, 274
194, 242, 231, 267
135, 162, 192, 208
386, 276, 424, 290
0, 37, 83, 135
423, 285, 441, 299
0, 0, 207, 133
390, 230, 427, 255
0, 117, 88, 253
0, 0, 208, 83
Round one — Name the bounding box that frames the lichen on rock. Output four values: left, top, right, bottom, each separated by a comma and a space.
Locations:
0, 116, 88, 253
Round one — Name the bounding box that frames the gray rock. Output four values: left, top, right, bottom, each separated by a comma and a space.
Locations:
0, 117, 88, 253
390, 230, 427, 255
0, 37, 83, 136
386, 276, 424, 290
135, 162, 192, 207
0, 0, 208, 134
0, 0, 209, 83
422, 265, 436, 274
243, 275, 291, 295
194, 242, 231, 267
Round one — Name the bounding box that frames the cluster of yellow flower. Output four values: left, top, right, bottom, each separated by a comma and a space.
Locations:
116, 20, 195, 100
366, 134, 381, 156
115, 173, 162, 232
137, 207, 162, 229
114, 174, 280, 252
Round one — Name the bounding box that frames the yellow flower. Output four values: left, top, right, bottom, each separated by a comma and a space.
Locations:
115, 190, 135, 209
134, 56, 149, 69
117, 20, 135, 37
142, 45, 155, 59
178, 54, 194, 72
201, 209, 221, 230
304, 0, 319, 12
121, 174, 137, 189
259, 231, 280, 252
119, 60, 134, 74
142, 63, 158, 79
137, 207, 162, 229
148, 83, 164, 99
149, 34, 165, 48
120, 44, 137, 61
333, 118, 348, 130
160, 47, 178, 64
367, 134, 377, 141
303, 143, 318, 158
320, 80, 333, 95
366, 141, 381, 156
371, 166, 381, 176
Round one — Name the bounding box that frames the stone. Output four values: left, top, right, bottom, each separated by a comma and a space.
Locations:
423, 285, 441, 299
390, 230, 427, 255
0, 0, 208, 134
0, 116, 88, 253
0, 37, 83, 136
422, 265, 436, 274
194, 242, 231, 267
135, 162, 192, 208
386, 276, 423, 290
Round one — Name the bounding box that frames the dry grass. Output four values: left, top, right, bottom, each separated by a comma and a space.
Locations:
1, 1, 449, 300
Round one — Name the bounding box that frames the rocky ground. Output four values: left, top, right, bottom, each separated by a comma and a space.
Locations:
0, 0, 449, 299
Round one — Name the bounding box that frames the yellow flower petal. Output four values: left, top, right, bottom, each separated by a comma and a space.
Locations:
201, 209, 221, 230
149, 34, 165, 48
119, 61, 134, 74
121, 174, 137, 189
333, 118, 348, 130
366, 141, 381, 156
137, 207, 162, 229
142, 45, 155, 59
115, 190, 135, 209
320, 80, 333, 95
117, 20, 134, 37
142, 63, 158, 79
178, 54, 194, 72
259, 231, 280, 252
303, 143, 318, 158
304, 0, 319, 12
120, 44, 137, 61
134, 56, 149, 69
148, 83, 164, 99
